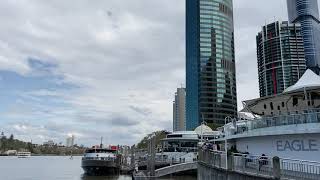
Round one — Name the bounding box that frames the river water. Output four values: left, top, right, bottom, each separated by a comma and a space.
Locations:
0, 156, 196, 180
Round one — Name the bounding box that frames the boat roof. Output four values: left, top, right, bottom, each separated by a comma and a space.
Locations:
170, 131, 198, 135
161, 138, 199, 141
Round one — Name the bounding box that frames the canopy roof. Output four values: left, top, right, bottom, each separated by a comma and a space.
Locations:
194, 124, 213, 134
284, 69, 320, 93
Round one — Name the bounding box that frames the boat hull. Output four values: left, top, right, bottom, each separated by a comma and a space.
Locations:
81, 159, 119, 175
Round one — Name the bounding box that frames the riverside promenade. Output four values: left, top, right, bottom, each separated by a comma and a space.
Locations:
198, 149, 320, 180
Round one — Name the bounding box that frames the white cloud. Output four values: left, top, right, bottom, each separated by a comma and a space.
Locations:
1, 0, 316, 145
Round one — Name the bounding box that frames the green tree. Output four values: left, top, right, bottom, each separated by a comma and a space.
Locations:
136, 130, 169, 149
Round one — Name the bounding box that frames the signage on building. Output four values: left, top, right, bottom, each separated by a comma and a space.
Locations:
276, 139, 319, 152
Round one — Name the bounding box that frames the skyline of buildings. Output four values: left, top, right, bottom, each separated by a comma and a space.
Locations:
287, 0, 320, 74
173, 88, 186, 132
257, 21, 306, 97
185, 0, 237, 130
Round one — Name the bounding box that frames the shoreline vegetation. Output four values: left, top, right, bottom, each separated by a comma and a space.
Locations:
0, 133, 86, 156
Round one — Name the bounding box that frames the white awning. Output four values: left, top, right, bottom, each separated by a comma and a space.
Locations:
284, 69, 320, 93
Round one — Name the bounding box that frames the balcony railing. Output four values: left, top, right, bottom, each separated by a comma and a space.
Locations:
236, 111, 320, 135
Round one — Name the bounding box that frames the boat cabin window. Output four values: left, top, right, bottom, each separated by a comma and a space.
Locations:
162, 140, 198, 152
167, 134, 183, 138
293, 98, 298, 106
85, 149, 116, 153
270, 102, 274, 110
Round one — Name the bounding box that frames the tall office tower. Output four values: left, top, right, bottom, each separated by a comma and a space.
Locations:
257, 21, 306, 97
186, 0, 237, 130
173, 88, 186, 132
287, 0, 320, 74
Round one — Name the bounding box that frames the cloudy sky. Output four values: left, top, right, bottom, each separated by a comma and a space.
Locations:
0, 0, 317, 146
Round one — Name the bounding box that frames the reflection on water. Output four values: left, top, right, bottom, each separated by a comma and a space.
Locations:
81, 175, 132, 180
0, 156, 196, 180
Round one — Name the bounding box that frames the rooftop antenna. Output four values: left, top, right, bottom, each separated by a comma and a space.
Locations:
100, 137, 103, 148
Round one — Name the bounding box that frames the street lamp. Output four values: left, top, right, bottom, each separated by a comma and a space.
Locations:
224, 116, 232, 169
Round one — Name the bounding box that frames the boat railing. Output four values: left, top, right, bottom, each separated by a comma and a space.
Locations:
236, 111, 320, 134
162, 147, 198, 153
82, 156, 116, 161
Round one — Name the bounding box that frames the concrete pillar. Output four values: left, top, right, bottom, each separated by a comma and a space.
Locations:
150, 134, 155, 176
131, 145, 135, 168
147, 133, 156, 177
227, 154, 233, 171
273, 156, 281, 180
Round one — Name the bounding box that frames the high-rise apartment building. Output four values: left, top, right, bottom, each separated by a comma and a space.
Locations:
287, 0, 320, 74
173, 88, 186, 132
257, 21, 306, 97
186, 0, 237, 130
66, 135, 75, 147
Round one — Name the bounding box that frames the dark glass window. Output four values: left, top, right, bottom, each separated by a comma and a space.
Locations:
270, 102, 274, 110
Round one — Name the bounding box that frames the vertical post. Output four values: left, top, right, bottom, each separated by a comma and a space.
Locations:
131, 145, 135, 169
150, 133, 156, 177
273, 156, 281, 179
100, 137, 103, 148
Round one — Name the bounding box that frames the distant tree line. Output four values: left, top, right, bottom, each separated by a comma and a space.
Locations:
136, 130, 170, 149
0, 132, 86, 155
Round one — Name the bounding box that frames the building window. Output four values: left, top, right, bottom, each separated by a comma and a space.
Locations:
277, 106, 280, 110
264, 104, 267, 109
282, 102, 285, 107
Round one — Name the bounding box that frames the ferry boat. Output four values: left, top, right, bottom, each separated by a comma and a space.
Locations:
157, 125, 221, 163
17, 151, 31, 158
213, 69, 320, 162
81, 145, 120, 175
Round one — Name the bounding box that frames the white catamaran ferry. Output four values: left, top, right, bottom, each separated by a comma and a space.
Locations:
213, 69, 320, 162
17, 151, 31, 158
158, 125, 221, 163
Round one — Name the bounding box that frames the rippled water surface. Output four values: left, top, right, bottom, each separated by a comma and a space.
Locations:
0, 156, 196, 180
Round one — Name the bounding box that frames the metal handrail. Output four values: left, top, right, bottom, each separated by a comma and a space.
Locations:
236, 111, 320, 134
199, 149, 320, 179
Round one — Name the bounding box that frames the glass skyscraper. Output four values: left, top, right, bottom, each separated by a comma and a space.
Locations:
257, 21, 306, 97
287, 0, 320, 74
186, 0, 237, 130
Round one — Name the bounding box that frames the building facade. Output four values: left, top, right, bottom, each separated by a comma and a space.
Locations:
287, 0, 320, 74
173, 88, 186, 131
257, 21, 307, 97
66, 135, 75, 147
186, 0, 237, 130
